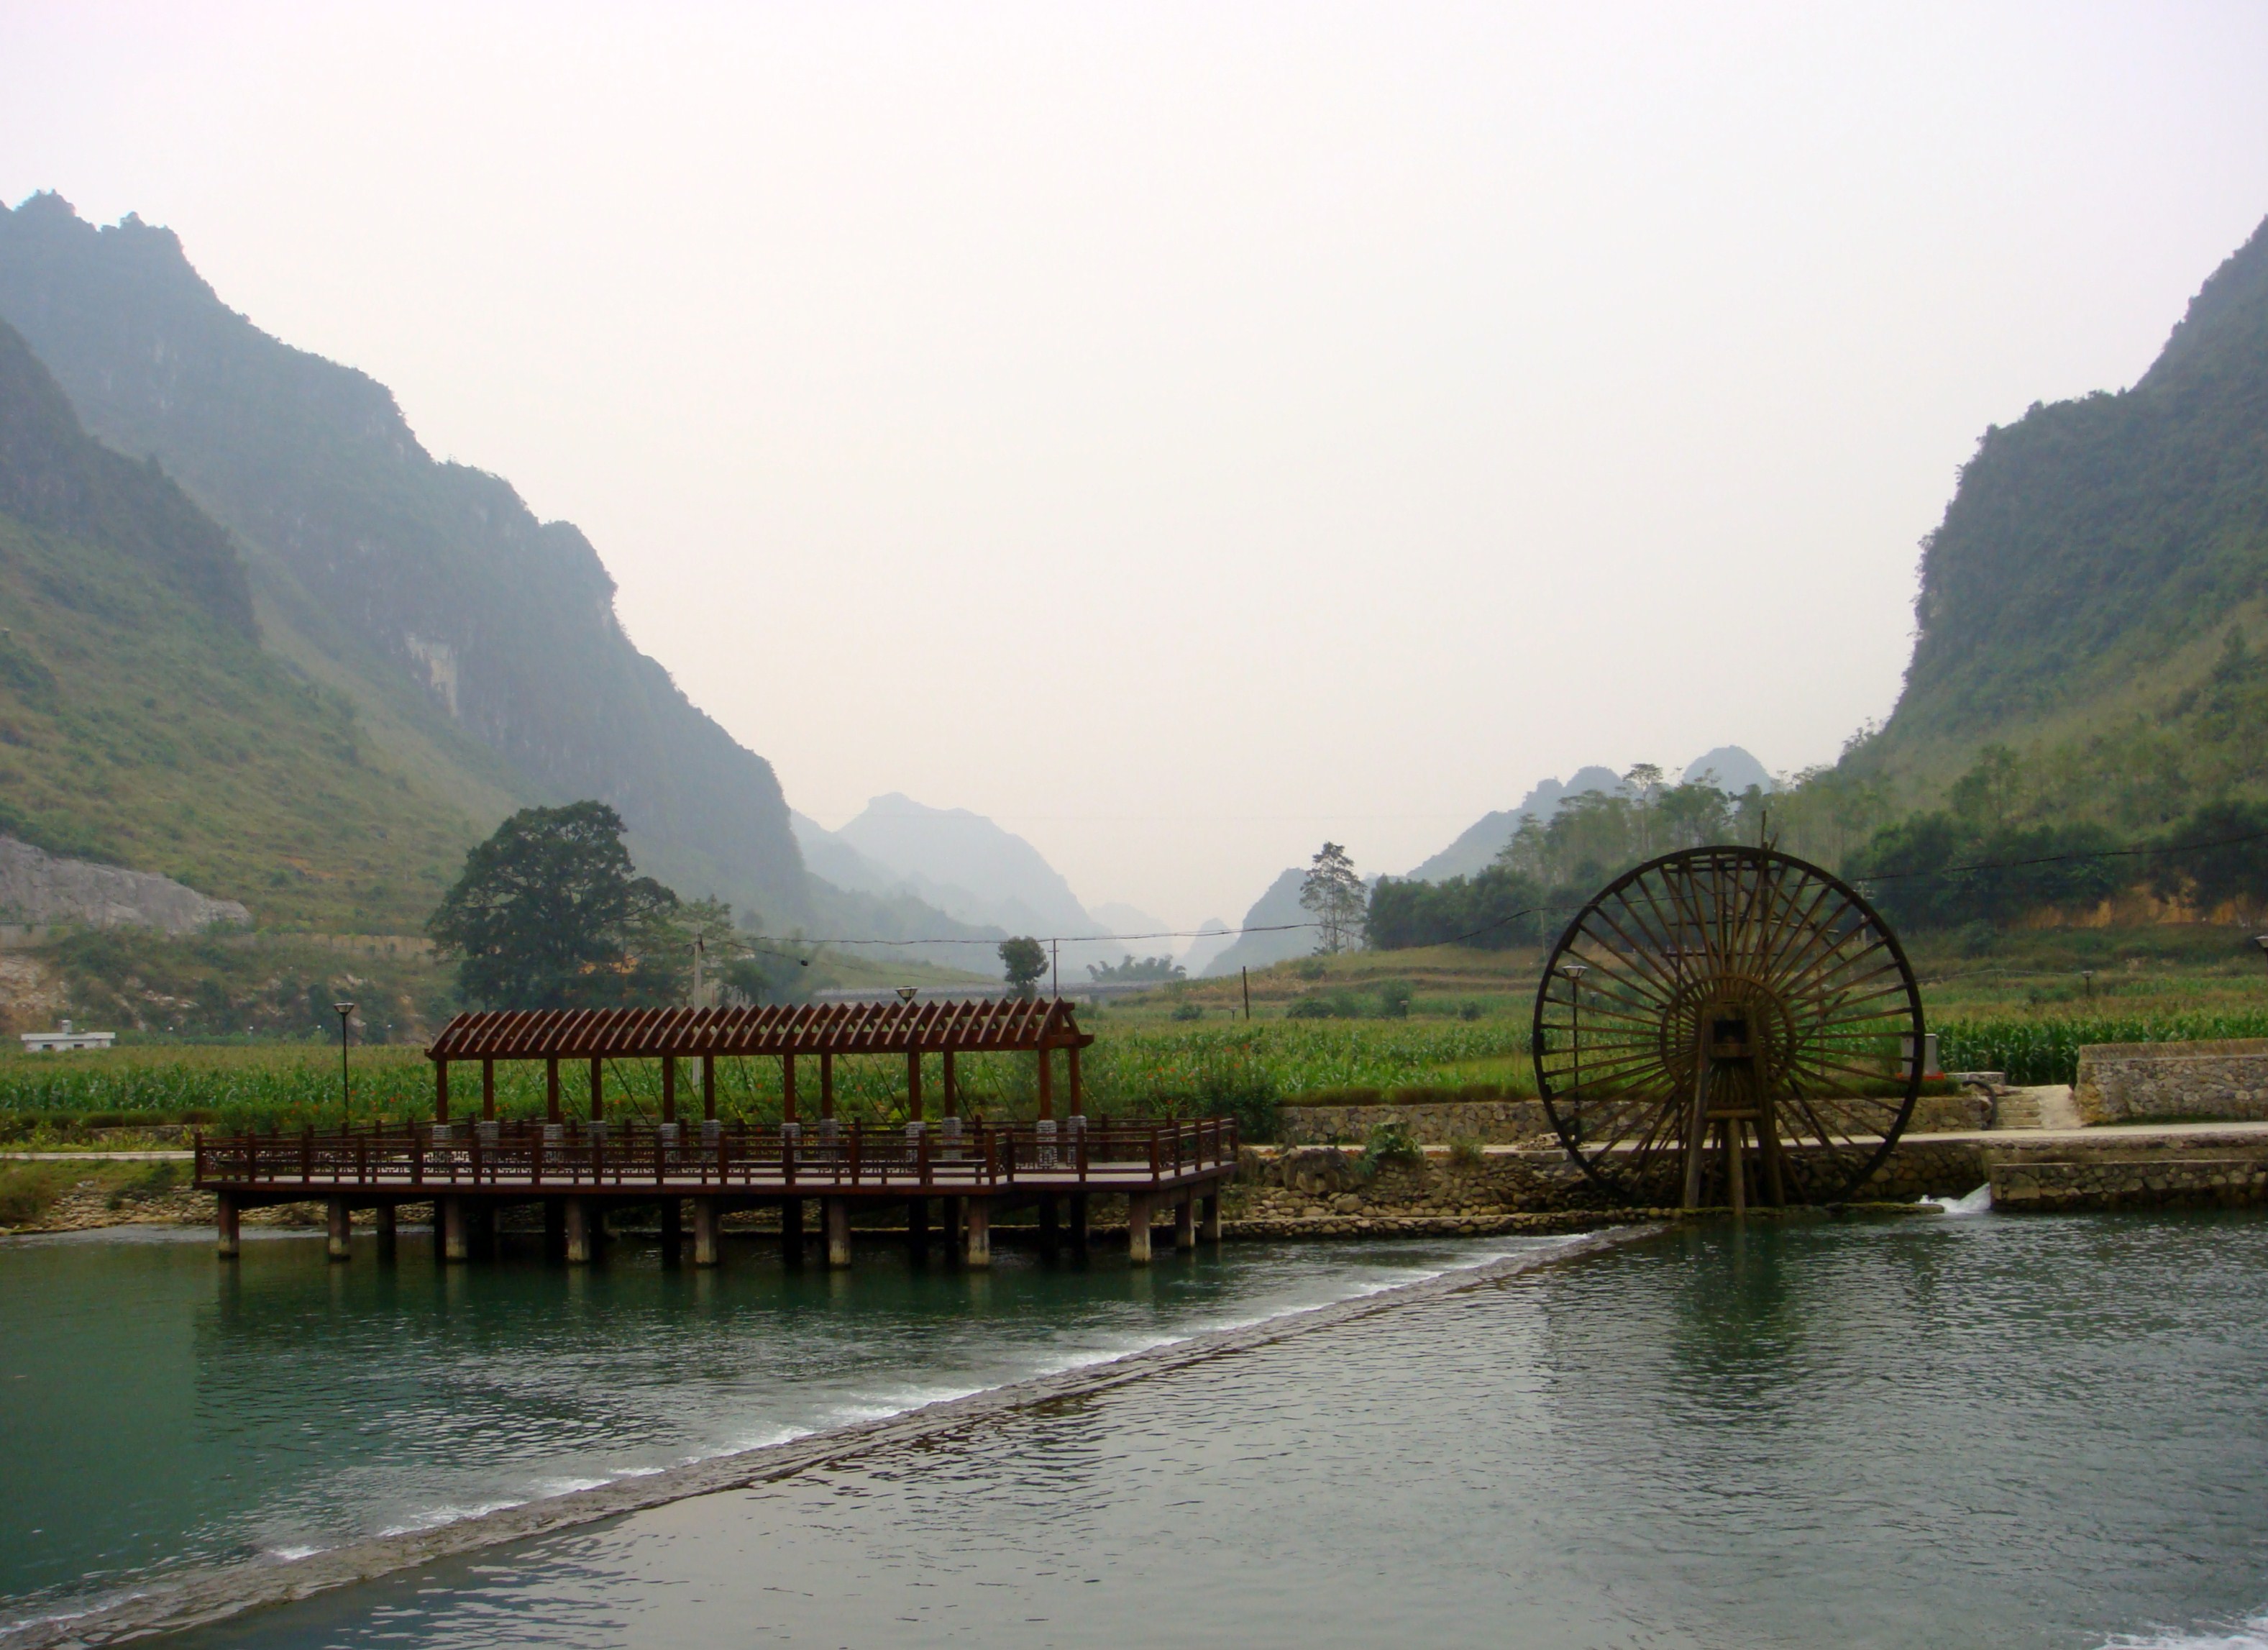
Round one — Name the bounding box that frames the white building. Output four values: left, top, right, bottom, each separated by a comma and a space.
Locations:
20, 1019, 115, 1053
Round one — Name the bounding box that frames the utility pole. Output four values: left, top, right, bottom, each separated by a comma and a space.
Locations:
1051, 938, 1059, 998
693, 936, 705, 1008
1241, 966, 1251, 1021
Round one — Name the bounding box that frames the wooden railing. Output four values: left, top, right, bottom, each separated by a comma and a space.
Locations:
193, 1118, 1239, 1195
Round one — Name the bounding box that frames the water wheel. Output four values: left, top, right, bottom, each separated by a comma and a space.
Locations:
1531, 845, 1925, 1208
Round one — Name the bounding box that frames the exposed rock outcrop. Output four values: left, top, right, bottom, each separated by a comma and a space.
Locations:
0, 834, 248, 934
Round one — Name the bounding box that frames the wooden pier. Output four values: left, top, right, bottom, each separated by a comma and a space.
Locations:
193, 998, 1238, 1268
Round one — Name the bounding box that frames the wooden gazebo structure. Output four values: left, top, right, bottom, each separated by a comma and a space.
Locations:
424, 996, 1095, 1127
195, 998, 1236, 1272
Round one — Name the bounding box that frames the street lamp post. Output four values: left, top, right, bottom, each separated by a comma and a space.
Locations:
333, 1001, 356, 1126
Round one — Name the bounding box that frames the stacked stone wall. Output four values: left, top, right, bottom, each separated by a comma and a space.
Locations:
2075, 1040, 2268, 1125
1278, 1091, 1990, 1146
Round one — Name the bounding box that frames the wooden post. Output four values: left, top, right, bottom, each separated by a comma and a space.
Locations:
442, 1197, 470, 1263
907, 1051, 923, 1121
481, 1059, 495, 1121
1175, 1194, 1197, 1253
1068, 1045, 1083, 1117
434, 1060, 450, 1124
964, 1197, 992, 1269
1069, 1192, 1091, 1257
375, 1202, 398, 1244
942, 1052, 956, 1118
544, 1198, 566, 1254
826, 1197, 852, 1268
589, 1058, 604, 1122
215, 1192, 240, 1259
1201, 1189, 1222, 1242
1036, 1047, 1053, 1121
547, 1057, 561, 1123
820, 1052, 835, 1120
565, 1198, 594, 1264
781, 1197, 805, 1264
1038, 1198, 1061, 1259
327, 1198, 352, 1261
907, 1197, 928, 1255
943, 1195, 966, 1259
659, 1198, 683, 1261
692, 1198, 721, 1267
662, 1057, 677, 1123
702, 1054, 716, 1121
782, 1054, 798, 1122
1125, 1192, 1153, 1264
1242, 966, 1250, 1020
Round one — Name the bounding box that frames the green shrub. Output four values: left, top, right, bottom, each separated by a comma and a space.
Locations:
1169, 1002, 1205, 1022
1374, 981, 1414, 1019
1448, 1137, 1485, 1170
1361, 1119, 1424, 1174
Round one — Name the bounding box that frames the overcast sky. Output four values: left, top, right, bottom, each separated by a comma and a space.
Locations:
6, 2, 2268, 931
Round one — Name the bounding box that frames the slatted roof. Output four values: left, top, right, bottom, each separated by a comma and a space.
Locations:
426, 998, 1091, 1062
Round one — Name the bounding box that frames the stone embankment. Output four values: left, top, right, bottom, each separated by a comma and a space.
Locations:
1280, 1090, 1993, 1146
2076, 1039, 2268, 1125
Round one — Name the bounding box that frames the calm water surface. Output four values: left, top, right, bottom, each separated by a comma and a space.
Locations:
10, 1211, 2268, 1649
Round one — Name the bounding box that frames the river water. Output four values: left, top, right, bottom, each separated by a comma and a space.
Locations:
7, 1211, 2268, 1649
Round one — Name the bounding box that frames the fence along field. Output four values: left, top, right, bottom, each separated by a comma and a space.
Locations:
6, 1011, 2266, 1137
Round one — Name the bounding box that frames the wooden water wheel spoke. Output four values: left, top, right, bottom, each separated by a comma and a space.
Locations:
1535, 845, 1924, 1207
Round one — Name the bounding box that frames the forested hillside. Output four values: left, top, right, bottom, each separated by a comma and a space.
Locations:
1862, 211, 2268, 823
0, 318, 478, 928
0, 193, 808, 926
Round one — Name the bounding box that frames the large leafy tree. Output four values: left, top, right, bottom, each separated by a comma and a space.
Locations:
998, 936, 1048, 998
1301, 842, 1367, 954
427, 801, 685, 1008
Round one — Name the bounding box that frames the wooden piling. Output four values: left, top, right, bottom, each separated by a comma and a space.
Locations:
215, 1192, 240, 1259
659, 1198, 683, 1262
442, 1197, 470, 1263
1174, 1194, 1196, 1253
1038, 1198, 1061, 1259
692, 1198, 721, 1267
781, 1197, 805, 1264
964, 1197, 992, 1269
1069, 1192, 1091, 1257
907, 1197, 929, 1256
1201, 1189, 1222, 1243
565, 1198, 594, 1264
826, 1197, 852, 1268
327, 1198, 352, 1261
1126, 1192, 1153, 1264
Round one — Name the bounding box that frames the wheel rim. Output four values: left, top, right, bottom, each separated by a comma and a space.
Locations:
1531, 845, 1925, 1206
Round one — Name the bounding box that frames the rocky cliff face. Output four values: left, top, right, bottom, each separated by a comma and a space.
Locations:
0, 836, 248, 934
0, 193, 808, 922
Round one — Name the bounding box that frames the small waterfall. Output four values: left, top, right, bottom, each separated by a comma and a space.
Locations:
1920, 1183, 1993, 1215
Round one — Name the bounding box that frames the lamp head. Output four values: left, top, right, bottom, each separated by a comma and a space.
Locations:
895, 986, 919, 1004
333, 1001, 356, 1018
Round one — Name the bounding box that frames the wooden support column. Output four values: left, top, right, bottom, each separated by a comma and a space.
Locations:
692, 1198, 721, 1267
825, 1197, 852, 1268
375, 1202, 398, 1246
1126, 1192, 1153, 1264
1069, 1193, 1091, 1257
442, 1197, 470, 1263
1038, 1198, 1061, 1259
964, 1197, 992, 1269
1035, 1047, 1054, 1121
662, 1057, 677, 1123
1201, 1189, 1222, 1243
781, 1198, 805, 1263
1067, 1045, 1083, 1118
544, 1199, 566, 1254
782, 1054, 798, 1122
215, 1192, 241, 1259
589, 1058, 605, 1122
434, 1060, 450, 1124
907, 1197, 928, 1255
941, 1052, 956, 1118
546, 1057, 561, 1123
659, 1198, 683, 1262
907, 1051, 923, 1121
702, 1054, 716, 1121
481, 1059, 495, 1121
327, 1198, 352, 1261
564, 1198, 594, 1264
820, 1052, 835, 1120
943, 1195, 966, 1259
1175, 1194, 1197, 1253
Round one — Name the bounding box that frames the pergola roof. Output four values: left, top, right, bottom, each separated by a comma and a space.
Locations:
426, 998, 1091, 1062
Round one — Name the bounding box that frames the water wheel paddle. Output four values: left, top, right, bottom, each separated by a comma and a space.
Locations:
1532, 845, 1925, 1208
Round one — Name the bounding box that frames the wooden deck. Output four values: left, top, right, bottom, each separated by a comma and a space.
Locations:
195, 1118, 1240, 1268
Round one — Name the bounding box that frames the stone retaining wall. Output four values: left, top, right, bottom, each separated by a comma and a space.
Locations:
2075, 1039, 2268, 1125
1986, 1131, 2268, 1211
1278, 1090, 1991, 1146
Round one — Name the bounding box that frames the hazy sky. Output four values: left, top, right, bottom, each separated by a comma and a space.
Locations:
6, 3, 2268, 931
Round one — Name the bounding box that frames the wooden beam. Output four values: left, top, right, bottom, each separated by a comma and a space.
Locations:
590, 1057, 604, 1122
546, 1057, 561, 1123
662, 1055, 677, 1123
942, 1050, 956, 1118
481, 1059, 495, 1121
1067, 1044, 1082, 1118
434, 1060, 449, 1125
782, 1052, 798, 1122
820, 1051, 835, 1120
907, 1051, 923, 1121
703, 1053, 716, 1121
1036, 1047, 1053, 1121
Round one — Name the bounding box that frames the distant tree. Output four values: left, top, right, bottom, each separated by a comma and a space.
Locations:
426, 801, 682, 1008
1086, 954, 1186, 983
1301, 842, 1367, 954
999, 935, 1048, 998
